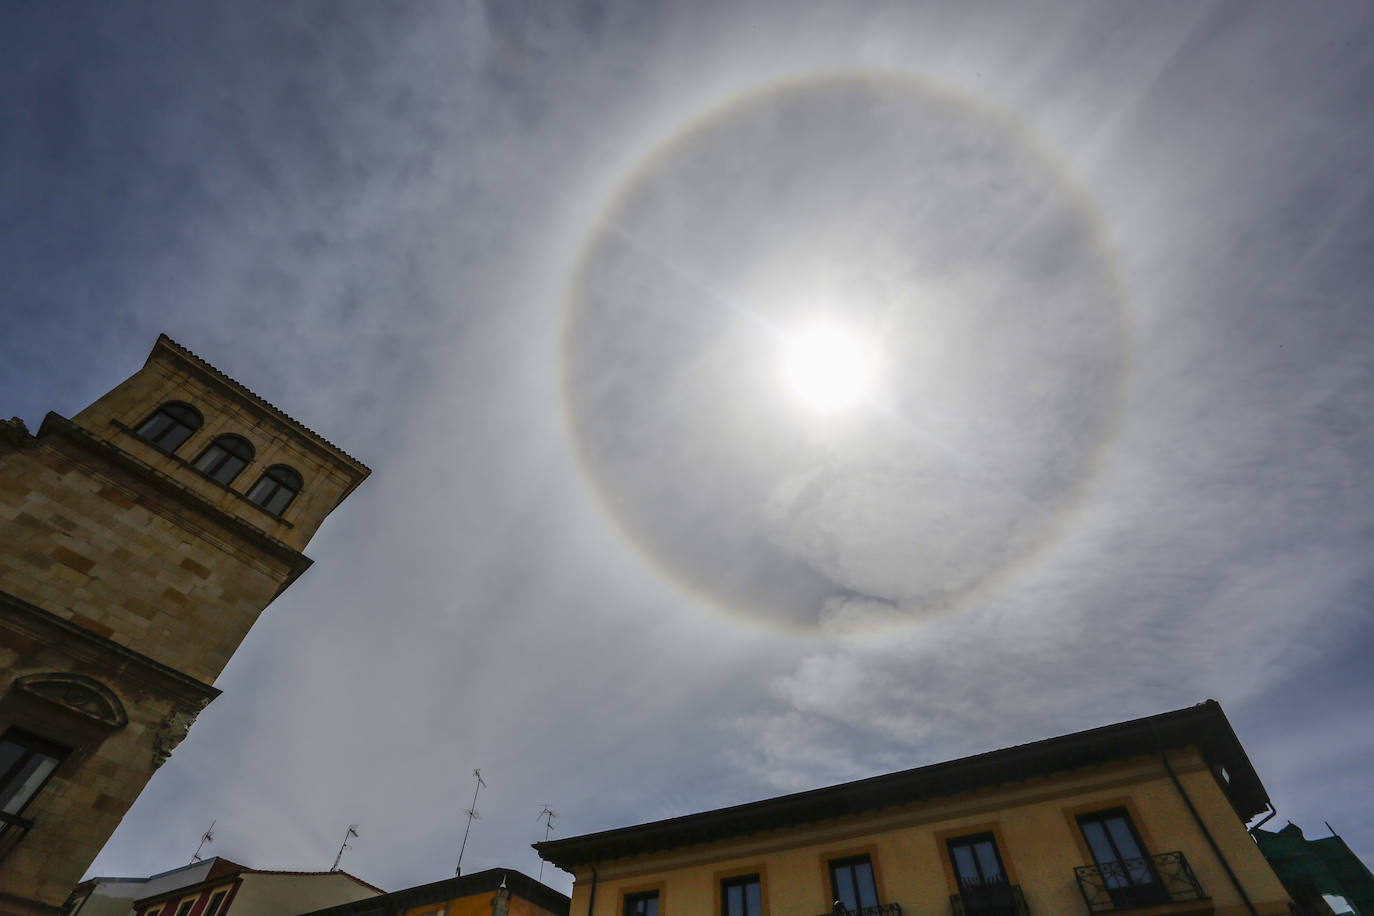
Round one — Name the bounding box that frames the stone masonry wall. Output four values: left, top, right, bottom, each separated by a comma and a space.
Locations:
0, 437, 291, 686
0, 627, 195, 911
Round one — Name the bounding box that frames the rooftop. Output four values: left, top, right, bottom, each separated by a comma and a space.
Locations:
153, 334, 370, 475
535, 700, 1268, 871
298, 867, 570, 916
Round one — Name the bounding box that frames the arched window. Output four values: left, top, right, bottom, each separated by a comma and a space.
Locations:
244, 465, 302, 516
133, 402, 202, 453
191, 435, 255, 486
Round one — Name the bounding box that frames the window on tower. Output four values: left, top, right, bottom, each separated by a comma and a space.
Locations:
133, 402, 203, 453
245, 464, 303, 516
192, 435, 255, 486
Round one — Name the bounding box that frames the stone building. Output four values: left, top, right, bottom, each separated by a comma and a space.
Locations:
0, 335, 369, 915
536, 701, 1295, 916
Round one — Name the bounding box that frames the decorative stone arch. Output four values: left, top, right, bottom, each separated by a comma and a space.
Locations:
13, 673, 128, 729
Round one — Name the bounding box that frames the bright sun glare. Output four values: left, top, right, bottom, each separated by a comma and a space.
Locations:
780, 322, 878, 411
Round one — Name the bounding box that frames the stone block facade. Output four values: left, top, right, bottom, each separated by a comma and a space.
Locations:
0, 336, 368, 915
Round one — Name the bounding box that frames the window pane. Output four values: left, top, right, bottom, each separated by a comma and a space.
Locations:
204, 891, 228, 916
223, 437, 253, 460
626, 892, 658, 916
137, 413, 173, 441
210, 454, 247, 484
264, 485, 294, 515
165, 404, 201, 426
1081, 821, 1116, 864
160, 423, 194, 452
0, 740, 25, 778
723, 877, 760, 916
951, 845, 979, 885
246, 477, 276, 505
973, 840, 1003, 883
833, 867, 856, 910
1, 753, 59, 814
175, 902, 195, 916
194, 445, 226, 472
853, 861, 877, 910
1105, 817, 1144, 861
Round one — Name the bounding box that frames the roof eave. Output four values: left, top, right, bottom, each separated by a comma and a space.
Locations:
534, 701, 1269, 870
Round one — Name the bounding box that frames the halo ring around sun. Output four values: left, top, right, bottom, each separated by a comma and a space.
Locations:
560, 71, 1130, 635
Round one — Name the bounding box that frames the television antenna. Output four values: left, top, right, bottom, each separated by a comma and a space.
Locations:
536, 806, 558, 882
190, 820, 215, 864
332, 824, 360, 872
455, 768, 486, 876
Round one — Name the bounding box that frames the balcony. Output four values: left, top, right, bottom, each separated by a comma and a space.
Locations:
1074, 851, 1207, 913
820, 903, 903, 916
949, 884, 1029, 916
0, 811, 35, 865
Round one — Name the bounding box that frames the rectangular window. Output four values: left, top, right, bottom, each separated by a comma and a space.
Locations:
828, 856, 878, 914
947, 834, 1018, 916
625, 891, 659, 916
1077, 809, 1167, 908
0, 730, 67, 817
721, 875, 761, 916
173, 900, 196, 916
203, 889, 229, 916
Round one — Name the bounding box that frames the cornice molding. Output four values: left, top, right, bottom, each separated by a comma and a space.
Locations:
536, 702, 1268, 870
0, 588, 220, 707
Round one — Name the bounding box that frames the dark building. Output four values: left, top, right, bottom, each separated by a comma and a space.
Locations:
1255, 823, 1374, 916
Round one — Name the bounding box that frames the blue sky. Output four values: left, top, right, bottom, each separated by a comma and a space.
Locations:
3, 0, 1372, 894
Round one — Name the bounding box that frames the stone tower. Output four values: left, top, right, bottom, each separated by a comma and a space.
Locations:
0, 335, 369, 915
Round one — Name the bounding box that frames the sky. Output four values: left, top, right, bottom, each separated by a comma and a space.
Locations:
2, 0, 1373, 896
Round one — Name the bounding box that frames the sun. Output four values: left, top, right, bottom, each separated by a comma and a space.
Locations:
780, 321, 879, 411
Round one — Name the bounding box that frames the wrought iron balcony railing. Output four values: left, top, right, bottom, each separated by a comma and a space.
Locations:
819, 902, 903, 916
0, 811, 35, 865
949, 884, 1029, 916
1074, 851, 1206, 913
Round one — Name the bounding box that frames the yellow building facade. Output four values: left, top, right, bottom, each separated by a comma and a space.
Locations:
298, 867, 571, 916
537, 703, 1293, 916
0, 336, 368, 915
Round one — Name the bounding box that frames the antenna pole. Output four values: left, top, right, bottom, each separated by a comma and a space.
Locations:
537, 807, 558, 883
332, 824, 360, 872
191, 819, 216, 865
456, 768, 486, 876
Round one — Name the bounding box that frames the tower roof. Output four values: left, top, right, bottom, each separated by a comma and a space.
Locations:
151, 334, 370, 477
